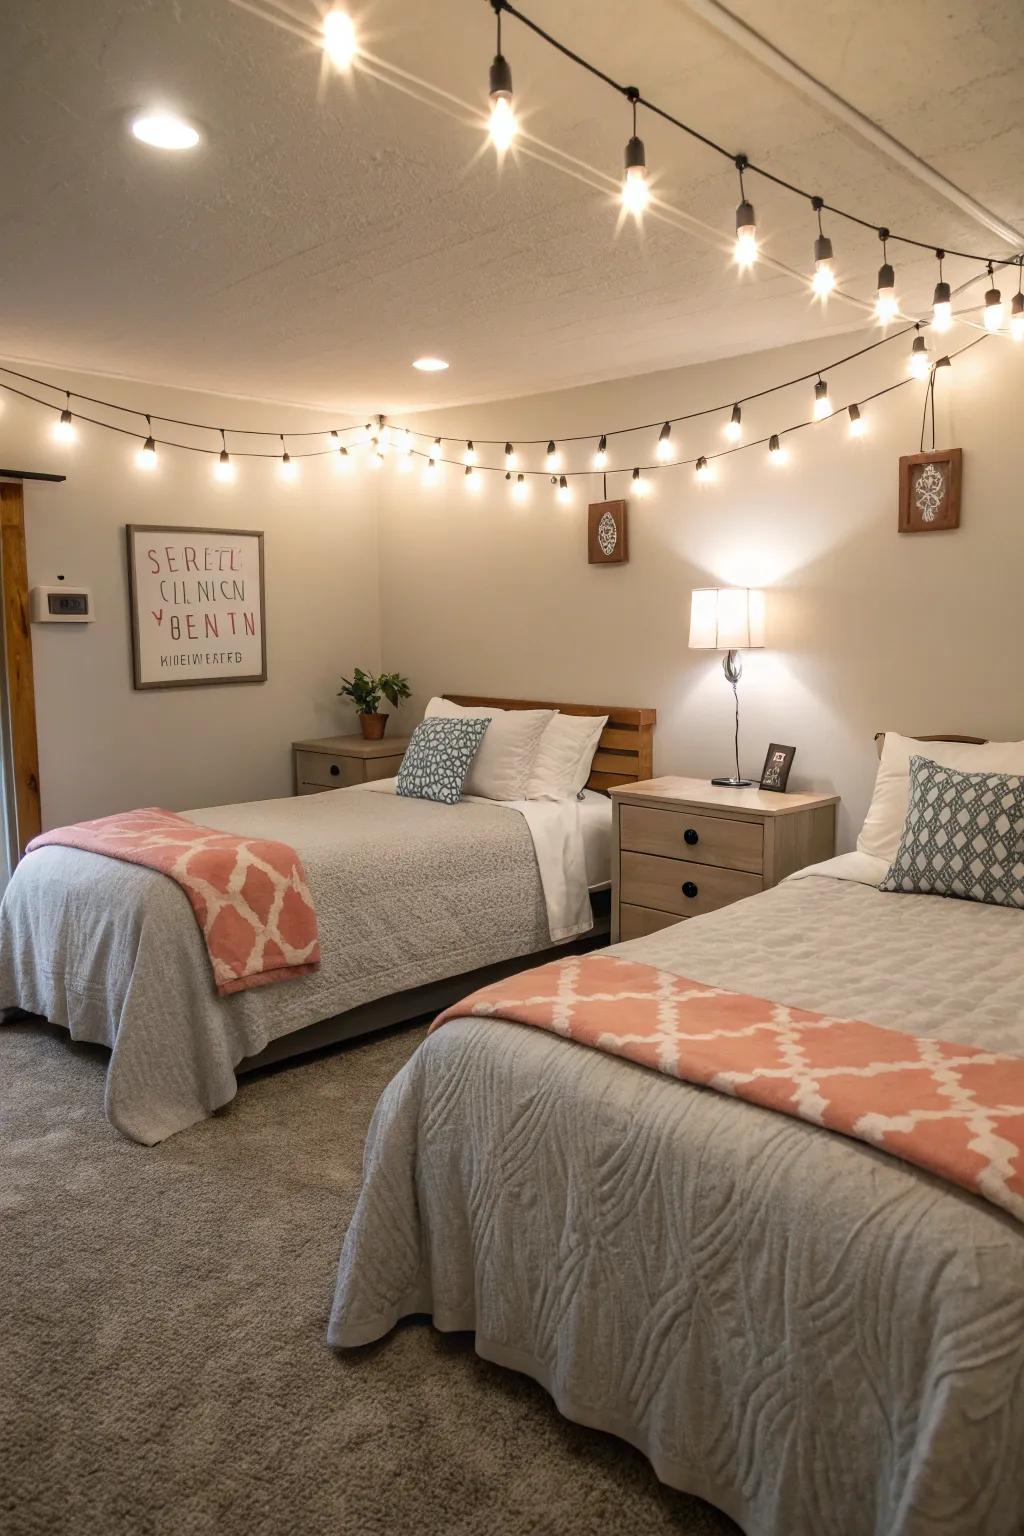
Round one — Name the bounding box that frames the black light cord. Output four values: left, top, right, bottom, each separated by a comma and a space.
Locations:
498, 0, 1022, 270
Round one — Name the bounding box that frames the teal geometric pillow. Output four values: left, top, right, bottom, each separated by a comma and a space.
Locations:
879, 755, 1024, 908
396, 717, 491, 806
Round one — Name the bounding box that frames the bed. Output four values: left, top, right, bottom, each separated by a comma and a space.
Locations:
329, 849, 1024, 1536
0, 696, 654, 1144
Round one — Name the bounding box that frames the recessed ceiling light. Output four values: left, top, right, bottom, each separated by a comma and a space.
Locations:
131, 112, 201, 151
412, 357, 449, 372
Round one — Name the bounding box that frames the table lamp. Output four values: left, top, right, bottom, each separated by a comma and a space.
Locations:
688, 587, 766, 786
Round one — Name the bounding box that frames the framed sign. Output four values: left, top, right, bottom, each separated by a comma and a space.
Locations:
898, 448, 962, 533
588, 499, 628, 564
759, 742, 796, 793
126, 524, 267, 690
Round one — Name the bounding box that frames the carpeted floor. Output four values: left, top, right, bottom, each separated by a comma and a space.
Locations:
0, 1017, 740, 1536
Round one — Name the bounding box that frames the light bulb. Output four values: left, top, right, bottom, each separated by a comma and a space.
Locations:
694, 456, 713, 483
724, 404, 742, 442
544, 440, 561, 472
332, 434, 351, 471
556, 474, 572, 505
422, 459, 438, 486
734, 198, 757, 267
621, 163, 649, 216
932, 275, 952, 331
368, 451, 383, 470
908, 334, 930, 380
593, 434, 608, 470
278, 453, 297, 483
131, 113, 201, 151
847, 403, 866, 438
504, 442, 517, 471
399, 429, 413, 456
433, 438, 443, 460
1011, 293, 1024, 342
53, 408, 76, 444
323, 10, 358, 69
488, 93, 516, 153
463, 441, 476, 465
875, 261, 898, 322
214, 450, 235, 483
812, 227, 835, 298
136, 436, 158, 470
984, 282, 1004, 332
464, 465, 480, 492
512, 473, 528, 503
813, 379, 832, 419
656, 422, 673, 462
631, 466, 649, 498
396, 453, 413, 474
768, 434, 788, 467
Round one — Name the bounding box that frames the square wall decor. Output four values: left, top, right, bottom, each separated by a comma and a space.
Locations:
588, 499, 628, 564
898, 449, 962, 533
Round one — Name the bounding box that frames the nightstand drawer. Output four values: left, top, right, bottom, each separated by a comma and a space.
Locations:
620, 850, 762, 918
618, 903, 685, 942
294, 750, 364, 788
620, 805, 763, 873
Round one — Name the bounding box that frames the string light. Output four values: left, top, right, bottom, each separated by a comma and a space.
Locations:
932, 251, 952, 332
812, 377, 832, 419
768, 434, 788, 466
399, 428, 413, 456
396, 451, 413, 474
875, 230, 898, 323
277, 435, 298, 482
654, 421, 673, 461
487, 3, 517, 153
631, 466, 649, 497
136, 416, 158, 470
331, 431, 351, 470
512, 472, 529, 502
214, 430, 235, 483
908, 329, 931, 380
464, 464, 480, 491
367, 448, 384, 469
544, 440, 561, 472
323, 10, 358, 69
556, 474, 572, 504
621, 89, 649, 217
1011, 280, 1024, 342
593, 434, 608, 470
462, 440, 476, 465
984, 263, 1004, 332
433, 437, 443, 459
53, 392, 76, 444
733, 156, 757, 267
724, 404, 742, 442
422, 457, 439, 486
504, 441, 517, 470
847, 403, 866, 437
810, 199, 835, 299
694, 456, 713, 483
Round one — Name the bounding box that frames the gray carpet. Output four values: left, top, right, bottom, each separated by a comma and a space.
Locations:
0, 1017, 739, 1536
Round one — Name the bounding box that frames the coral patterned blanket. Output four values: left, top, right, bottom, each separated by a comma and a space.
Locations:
27, 808, 320, 996
433, 952, 1024, 1225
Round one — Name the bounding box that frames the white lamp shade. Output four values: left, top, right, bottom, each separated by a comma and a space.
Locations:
689, 587, 766, 650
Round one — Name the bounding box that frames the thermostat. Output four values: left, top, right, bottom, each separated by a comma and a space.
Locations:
30, 586, 93, 623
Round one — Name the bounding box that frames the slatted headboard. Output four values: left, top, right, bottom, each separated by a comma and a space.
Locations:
445, 695, 656, 792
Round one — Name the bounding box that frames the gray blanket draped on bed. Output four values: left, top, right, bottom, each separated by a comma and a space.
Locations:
0, 787, 550, 1143
329, 873, 1024, 1536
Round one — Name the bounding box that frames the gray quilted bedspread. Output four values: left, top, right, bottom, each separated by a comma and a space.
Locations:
0, 787, 549, 1144
329, 873, 1024, 1536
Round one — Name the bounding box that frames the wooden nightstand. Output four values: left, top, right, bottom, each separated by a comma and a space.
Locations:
292, 734, 410, 795
610, 776, 839, 942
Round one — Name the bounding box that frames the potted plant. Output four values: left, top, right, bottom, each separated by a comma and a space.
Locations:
338, 668, 412, 740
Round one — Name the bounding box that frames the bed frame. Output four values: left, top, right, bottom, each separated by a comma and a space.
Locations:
238, 696, 657, 1074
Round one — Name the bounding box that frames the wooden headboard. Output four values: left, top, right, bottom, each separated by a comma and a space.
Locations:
874, 731, 987, 759
445, 695, 656, 792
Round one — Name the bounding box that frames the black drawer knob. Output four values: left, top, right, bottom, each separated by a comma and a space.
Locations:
330, 764, 341, 777
683, 828, 699, 846
682, 881, 699, 899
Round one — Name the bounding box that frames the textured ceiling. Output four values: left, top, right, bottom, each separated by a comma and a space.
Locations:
2, 0, 1022, 414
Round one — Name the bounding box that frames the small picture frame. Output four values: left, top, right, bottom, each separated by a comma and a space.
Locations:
898, 448, 962, 533
759, 743, 796, 794
587, 499, 628, 564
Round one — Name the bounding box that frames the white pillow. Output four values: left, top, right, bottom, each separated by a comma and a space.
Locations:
528, 713, 608, 799
424, 698, 554, 801
858, 731, 1024, 864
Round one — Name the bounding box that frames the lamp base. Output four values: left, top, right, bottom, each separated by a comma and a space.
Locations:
711, 775, 756, 787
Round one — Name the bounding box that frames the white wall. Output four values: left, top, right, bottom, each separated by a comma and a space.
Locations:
377, 328, 1021, 850
0, 367, 379, 826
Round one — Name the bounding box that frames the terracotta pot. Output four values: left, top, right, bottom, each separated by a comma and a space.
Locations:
359, 712, 389, 740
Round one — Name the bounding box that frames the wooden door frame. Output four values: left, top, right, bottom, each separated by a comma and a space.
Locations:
0, 480, 42, 853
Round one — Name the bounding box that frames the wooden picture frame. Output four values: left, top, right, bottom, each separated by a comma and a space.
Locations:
759, 742, 796, 794
898, 448, 962, 533
126, 524, 267, 690
588, 499, 628, 564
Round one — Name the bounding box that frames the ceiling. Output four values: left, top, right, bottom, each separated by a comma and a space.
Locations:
2, 0, 1022, 415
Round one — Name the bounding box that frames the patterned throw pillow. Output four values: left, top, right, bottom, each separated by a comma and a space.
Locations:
396, 717, 491, 806
879, 755, 1024, 908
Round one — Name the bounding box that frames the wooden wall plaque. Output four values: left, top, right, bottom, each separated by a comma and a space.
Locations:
898, 448, 962, 533
588, 499, 628, 564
